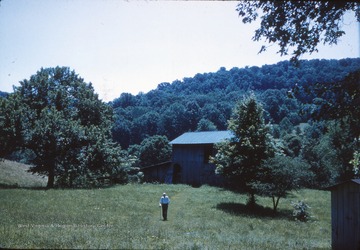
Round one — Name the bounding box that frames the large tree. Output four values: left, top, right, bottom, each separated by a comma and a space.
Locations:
0, 93, 24, 157
2, 67, 128, 188
236, 1, 359, 62
212, 94, 274, 206
137, 135, 172, 168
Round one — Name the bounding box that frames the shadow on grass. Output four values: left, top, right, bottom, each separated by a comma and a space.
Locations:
216, 202, 293, 220
0, 183, 48, 190
0, 182, 121, 190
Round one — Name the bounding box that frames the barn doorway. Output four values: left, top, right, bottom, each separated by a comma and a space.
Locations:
172, 164, 182, 184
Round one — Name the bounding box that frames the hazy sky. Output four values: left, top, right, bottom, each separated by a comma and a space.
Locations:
0, 0, 359, 101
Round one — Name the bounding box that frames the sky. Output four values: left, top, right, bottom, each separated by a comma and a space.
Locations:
0, 0, 359, 102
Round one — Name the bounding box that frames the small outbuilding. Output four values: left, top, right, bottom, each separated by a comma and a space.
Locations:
328, 179, 360, 250
169, 130, 233, 187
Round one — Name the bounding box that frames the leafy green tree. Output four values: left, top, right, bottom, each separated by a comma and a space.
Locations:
0, 94, 24, 158
256, 155, 314, 212
300, 122, 341, 187
185, 100, 201, 131
279, 117, 293, 135
158, 103, 187, 140
112, 115, 132, 148
212, 94, 274, 206
328, 121, 359, 181
236, 1, 359, 62
112, 92, 137, 109
131, 111, 160, 144
0, 91, 9, 98
310, 71, 360, 138
196, 118, 217, 131
282, 134, 302, 157
260, 89, 285, 123
350, 150, 360, 178
137, 135, 172, 167
4, 67, 128, 188
294, 70, 360, 181
201, 103, 228, 130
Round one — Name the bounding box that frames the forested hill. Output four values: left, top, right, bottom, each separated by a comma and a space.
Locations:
111, 58, 360, 148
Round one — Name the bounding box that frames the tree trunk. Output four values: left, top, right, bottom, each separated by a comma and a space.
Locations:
272, 196, 281, 212
247, 193, 256, 208
47, 165, 55, 189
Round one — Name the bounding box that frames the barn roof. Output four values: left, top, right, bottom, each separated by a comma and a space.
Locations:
170, 130, 233, 145
326, 179, 360, 190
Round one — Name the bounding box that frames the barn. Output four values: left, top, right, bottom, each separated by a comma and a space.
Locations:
141, 161, 172, 184
169, 130, 233, 186
328, 179, 360, 250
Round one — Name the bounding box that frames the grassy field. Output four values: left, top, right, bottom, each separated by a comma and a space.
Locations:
0, 160, 331, 249
0, 159, 47, 188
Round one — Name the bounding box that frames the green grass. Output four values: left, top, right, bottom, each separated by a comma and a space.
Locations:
0, 159, 47, 188
0, 160, 331, 249
0, 185, 331, 249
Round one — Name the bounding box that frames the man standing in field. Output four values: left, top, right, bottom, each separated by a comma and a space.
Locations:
159, 192, 170, 221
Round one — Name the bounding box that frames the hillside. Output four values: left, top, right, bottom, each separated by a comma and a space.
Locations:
0, 159, 47, 188
111, 58, 360, 148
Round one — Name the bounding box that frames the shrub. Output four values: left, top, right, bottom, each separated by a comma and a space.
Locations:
291, 200, 311, 222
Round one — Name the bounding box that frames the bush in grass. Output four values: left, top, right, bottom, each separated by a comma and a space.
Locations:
291, 200, 311, 222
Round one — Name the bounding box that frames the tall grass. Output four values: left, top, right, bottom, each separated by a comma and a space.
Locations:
0, 184, 330, 249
